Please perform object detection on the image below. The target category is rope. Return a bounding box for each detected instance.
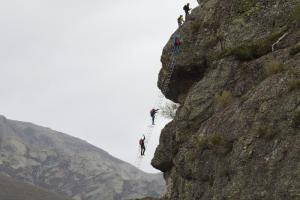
[272,31,289,52]
[134,48,178,169]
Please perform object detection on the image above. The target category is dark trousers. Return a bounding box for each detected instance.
[141,145,145,156]
[185,11,189,17]
[151,115,155,125]
[174,45,180,54]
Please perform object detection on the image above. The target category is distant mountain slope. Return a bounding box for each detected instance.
[0,174,72,200]
[0,115,164,200]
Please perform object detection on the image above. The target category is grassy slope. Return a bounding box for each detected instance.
[0,174,72,200]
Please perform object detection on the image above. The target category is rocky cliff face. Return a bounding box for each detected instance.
[152,0,300,199]
[0,115,165,200]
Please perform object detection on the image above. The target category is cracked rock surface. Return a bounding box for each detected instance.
[153,0,300,199]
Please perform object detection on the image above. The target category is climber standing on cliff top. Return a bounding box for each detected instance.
[183,3,191,19]
[139,135,146,156]
[150,108,159,125]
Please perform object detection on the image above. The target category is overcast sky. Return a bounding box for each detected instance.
[0,0,198,173]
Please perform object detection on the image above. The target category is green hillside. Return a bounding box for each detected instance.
[0,174,72,200]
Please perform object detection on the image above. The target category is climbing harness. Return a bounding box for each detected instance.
[134,44,178,169]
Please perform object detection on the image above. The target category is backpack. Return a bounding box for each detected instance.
[139,139,143,145]
[183,5,188,11]
[175,38,181,46]
[150,109,155,115]
[177,16,181,22]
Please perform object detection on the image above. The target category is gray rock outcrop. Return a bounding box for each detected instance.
[152,0,300,199]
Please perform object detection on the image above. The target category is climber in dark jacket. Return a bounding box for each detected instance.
[139,135,146,156]
[150,108,159,125]
[183,3,191,18]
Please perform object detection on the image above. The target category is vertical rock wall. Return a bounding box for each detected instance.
[153,0,300,199]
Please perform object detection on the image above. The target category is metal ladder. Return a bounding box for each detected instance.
[135,50,177,169]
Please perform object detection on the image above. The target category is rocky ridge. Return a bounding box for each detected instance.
[0,115,165,200]
[152,0,300,199]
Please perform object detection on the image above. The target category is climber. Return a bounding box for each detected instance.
[150,108,159,125]
[139,135,146,156]
[173,35,181,54]
[183,3,191,19]
[177,15,184,27]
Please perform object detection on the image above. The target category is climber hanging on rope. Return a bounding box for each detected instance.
[183,3,191,19]
[173,35,181,54]
[150,108,159,125]
[177,15,184,27]
[139,135,146,156]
